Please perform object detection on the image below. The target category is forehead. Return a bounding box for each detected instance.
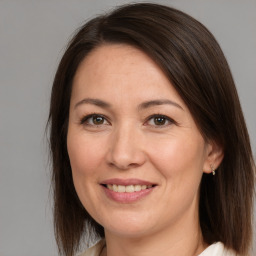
[71,44,185,109]
[74,43,164,83]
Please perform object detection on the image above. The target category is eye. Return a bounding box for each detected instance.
[80,114,110,126]
[146,114,174,127]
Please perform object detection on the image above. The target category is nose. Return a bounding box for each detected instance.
[106,124,146,170]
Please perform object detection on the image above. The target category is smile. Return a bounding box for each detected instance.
[106,184,153,193]
[101,179,156,203]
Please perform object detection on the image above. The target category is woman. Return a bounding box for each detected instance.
[48,3,255,256]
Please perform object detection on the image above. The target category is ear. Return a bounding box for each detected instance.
[203,140,224,174]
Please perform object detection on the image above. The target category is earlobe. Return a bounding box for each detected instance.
[203,141,224,175]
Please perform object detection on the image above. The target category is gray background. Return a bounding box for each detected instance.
[0,0,255,255]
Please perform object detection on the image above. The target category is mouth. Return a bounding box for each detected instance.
[102,184,155,193]
[100,179,157,202]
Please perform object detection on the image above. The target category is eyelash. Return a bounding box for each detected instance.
[145,114,176,127]
[80,113,109,126]
[80,113,176,128]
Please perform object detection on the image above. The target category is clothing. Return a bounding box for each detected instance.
[78,240,105,256]
[198,242,236,256]
[78,239,237,256]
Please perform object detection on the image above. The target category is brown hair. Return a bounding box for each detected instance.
[47,3,255,256]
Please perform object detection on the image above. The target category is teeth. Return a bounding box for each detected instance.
[134,185,141,191]
[141,185,147,190]
[118,185,126,192]
[113,184,118,192]
[106,184,153,193]
[125,185,134,193]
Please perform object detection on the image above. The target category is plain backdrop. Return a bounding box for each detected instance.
[0,0,255,255]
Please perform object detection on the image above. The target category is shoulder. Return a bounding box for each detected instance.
[78,240,106,256]
[199,242,237,256]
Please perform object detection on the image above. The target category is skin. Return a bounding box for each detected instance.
[67,44,223,256]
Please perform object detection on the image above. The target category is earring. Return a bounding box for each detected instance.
[210,164,215,175]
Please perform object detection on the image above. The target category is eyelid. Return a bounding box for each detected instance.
[144,114,177,127]
[79,113,177,127]
[80,113,110,125]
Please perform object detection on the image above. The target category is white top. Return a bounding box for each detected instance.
[78,240,236,256]
[198,242,236,256]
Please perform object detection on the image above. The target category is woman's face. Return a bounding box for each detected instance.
[67,44,213,238]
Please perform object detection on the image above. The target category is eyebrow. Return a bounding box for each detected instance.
[74,98,111,109]
[138,99,184,110]
[74,98,183,110]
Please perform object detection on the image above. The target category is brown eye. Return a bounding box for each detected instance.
[146,114,175,128]
[92,116,104,125]
[154,116,167,125]
[80,114,109,126]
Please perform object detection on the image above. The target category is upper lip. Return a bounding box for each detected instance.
[100,178,156,186]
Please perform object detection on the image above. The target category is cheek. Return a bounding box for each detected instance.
[148,133,206,179]
[67,132,106,176]
[67,132,105,214]
[150,136,205,212]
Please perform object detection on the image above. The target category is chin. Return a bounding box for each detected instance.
[105,225,151,239]
[100,213,158,238]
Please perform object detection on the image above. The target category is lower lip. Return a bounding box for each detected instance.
[102,186,154,203]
